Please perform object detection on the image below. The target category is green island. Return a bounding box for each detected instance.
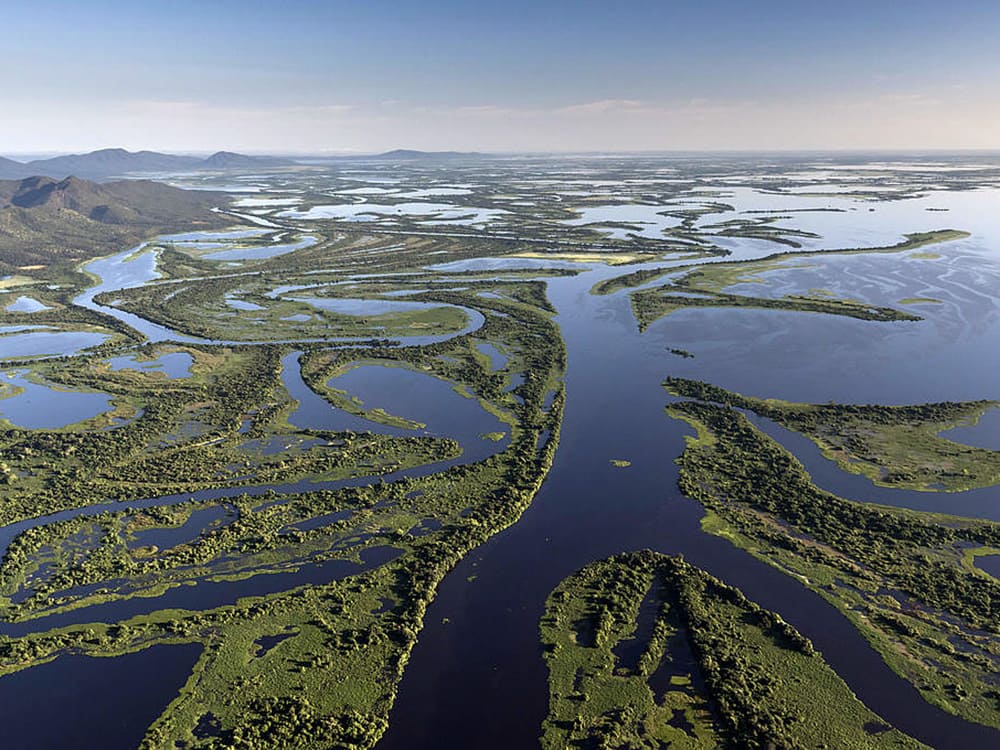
[541,551,924,749]
[665,386,1000,729]
[626,230,969,330]
[666,377,1000,492]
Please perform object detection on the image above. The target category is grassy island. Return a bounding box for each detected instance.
[665,387,1000,729]
[541,552,924,749]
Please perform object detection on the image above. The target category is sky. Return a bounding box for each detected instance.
[3,0,1000,154]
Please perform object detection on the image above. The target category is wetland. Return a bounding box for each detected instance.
[2,153,1000,749]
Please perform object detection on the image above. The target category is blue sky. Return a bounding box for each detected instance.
[4,0,1000,153]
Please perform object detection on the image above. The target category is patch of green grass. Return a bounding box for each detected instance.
[541,552,924,749]
[665,392,1000,729]
[666,377,1000,492]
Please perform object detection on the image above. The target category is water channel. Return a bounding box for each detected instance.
[380,261,1000,750]
[2,220,999,747]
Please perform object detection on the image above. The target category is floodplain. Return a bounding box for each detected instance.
[1,154,1000,749]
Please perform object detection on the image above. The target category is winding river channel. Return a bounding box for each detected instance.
[380,261,1000,750]
[2,221,1000,748]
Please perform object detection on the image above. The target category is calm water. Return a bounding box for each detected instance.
[976,555,1000,580]
[202,234,317,261]
[0,329,109,359]
[0,547,402,639]
[941,408,1000,451]
[107,351,193,378]
[380,261,1000,750]
[4,182,1000,747]
[751,414,1000,521]
[0,370,113,428]
[4,296,51,313]
[0,643,202,750]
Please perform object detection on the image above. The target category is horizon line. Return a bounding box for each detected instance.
[5,147,1000,161]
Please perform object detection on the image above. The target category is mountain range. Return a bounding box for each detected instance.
[0,175,230,270]
[360,149,484,160]
[0,148,495,180]
[0,149,298,180]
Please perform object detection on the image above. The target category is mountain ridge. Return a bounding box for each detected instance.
[0,174,232,271]
[0,149,298,180]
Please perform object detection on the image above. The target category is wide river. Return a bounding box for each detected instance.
[3,213,1000,748]
[380,257,1000,749]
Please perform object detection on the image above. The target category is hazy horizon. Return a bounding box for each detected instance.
[6,147,1000,163]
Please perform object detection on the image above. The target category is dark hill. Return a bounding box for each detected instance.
[201,151,298,169]
[23,149,203,178]
[0,175,231,271]
[0,149,301,180]
[0,156,33,180]
[368,149,484,160]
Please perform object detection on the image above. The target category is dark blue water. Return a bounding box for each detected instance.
[288,351,508,465]
[129,505,231,550]
[380,264,1000,750]
[328,364,508,462]
[475,342,507,370]
[976,555,1000,580]
[0,643,202,750]
[941,408,1000,451]
[0,370,112,428]
[107,351,193,378]
[0,546,401,639]
[748,414,1000,521]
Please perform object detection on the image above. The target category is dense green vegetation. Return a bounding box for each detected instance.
[541,551,922,749]
[666,387,1000,729]
[667,377,1000,492]
[1,154,996,748]
[0,229,568,747]
[0,176,230,275]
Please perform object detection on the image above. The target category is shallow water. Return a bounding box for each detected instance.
[107,351,193,379]
[202,235,317,261]
[976,555,1000,581]
[476,341,506,370]
[128,505,231,551]
[4,295,51,313]
[941,408,1000,451]
[561,203,687,240]
[0,329,109,359]
[0,546,402,639]
[0,370,113,428]
[381,260,1000,750]
[750,414,1000,521]
[280,201,507,227]
[328,364,507,462]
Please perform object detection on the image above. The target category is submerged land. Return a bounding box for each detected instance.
[0,151,999,748]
